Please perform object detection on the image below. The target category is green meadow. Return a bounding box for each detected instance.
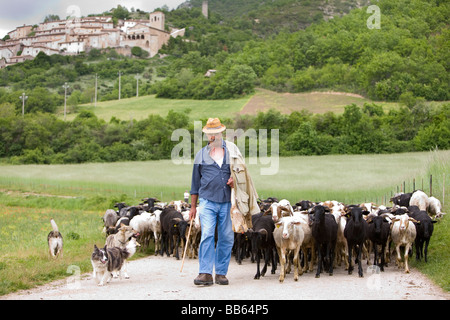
[61,94,251,122]
[0,150,448,295]
[1,151,447,204]
[58,89,410,122]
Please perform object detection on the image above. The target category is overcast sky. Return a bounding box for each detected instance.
[0,0,187,38]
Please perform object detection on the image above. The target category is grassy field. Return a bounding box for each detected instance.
[60,94,251,122]
[240,88,399,115]
[58,89,407,122]
[0,150,448,295]
[0,151,446,204]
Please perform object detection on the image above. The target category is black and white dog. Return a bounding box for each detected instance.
[91,238,140,286]
[47,219,63,258]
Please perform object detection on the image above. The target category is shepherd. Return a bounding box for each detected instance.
[189,118,259,286]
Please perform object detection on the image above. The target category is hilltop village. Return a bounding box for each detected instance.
[0,11,186,69]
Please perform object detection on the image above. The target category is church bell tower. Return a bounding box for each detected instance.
[202,1,208,19]
[149,11,165,30]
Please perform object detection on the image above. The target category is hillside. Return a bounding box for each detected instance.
[241,88,376,115]
[0,0,449,167]
[156,0,449,102]
[187,0,371,35]
[60,89,389,121]
[1,0,448,114]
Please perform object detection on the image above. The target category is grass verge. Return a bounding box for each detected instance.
[0,150,448,295]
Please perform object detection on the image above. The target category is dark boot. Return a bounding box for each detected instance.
[215,274,229,285]
[194,273,213,286]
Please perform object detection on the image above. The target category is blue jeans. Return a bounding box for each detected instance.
[198,198,234,275]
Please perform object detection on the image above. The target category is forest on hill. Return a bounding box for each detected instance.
[0,0,449,164]
[188,0,372,35]
[157,0,449,101]
[0,0,448,107]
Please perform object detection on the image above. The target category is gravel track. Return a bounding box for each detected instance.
[2,254,449,301]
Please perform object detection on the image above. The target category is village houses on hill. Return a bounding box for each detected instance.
[0,11,185,69]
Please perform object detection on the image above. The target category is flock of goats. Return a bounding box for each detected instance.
[101,189,446,283]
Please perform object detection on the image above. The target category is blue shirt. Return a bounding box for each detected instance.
[190,140,231,203]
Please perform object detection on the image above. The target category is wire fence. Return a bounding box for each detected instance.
[372,173,447,207]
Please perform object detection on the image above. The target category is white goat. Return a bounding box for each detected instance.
[273,216,305,282]
[391,213,418,273]
[360,202,379,215]
[293,211,315,273]
[427,196,446,219]
[130,211,152,249]
[270,199,294,223]
[149,209,162,255]
[410,190,428,211]
[330,205,349,270]
[169,200,188,212]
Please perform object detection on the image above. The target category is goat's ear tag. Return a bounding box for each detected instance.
[174,224,177,227]
[276,224,280,228]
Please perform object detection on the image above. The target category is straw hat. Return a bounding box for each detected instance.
[202,118,226,134]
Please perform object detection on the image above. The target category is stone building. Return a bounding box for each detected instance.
[0,11,177,68]
[120,12,170,57]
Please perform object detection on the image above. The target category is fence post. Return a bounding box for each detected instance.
[443,173,445,206]
[430,175,433,197]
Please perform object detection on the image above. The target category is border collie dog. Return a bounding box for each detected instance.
[91,238,140,286]
[47,219,63,259]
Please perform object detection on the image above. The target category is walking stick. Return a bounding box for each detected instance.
[180,218,193,272]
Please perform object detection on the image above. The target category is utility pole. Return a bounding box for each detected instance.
[62,82,69,121]
[19,92,28,117]
[118,71,122,100]
[94,73,98,107]
[136,73,139,98]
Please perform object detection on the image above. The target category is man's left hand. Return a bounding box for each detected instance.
[227,177,234,188]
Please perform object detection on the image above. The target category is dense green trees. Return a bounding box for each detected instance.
[1,0,447,103]
[0,0,448,164]
[153,0,448,101]
[0,50,155,113]
[0,101,448,164]
[151,59,257,99]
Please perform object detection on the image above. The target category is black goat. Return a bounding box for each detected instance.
[367,215,390,271]
[311,205,338,278]
[344,207,368,277]
[295,200,314,211]
[112,206,141,233]
[141,197,161,212]
[247,213,276,279]
[234,232,250,265]
[160,207,188,260]
[408,207,436,262]
[390,192,413,207]
[114,202,129,217]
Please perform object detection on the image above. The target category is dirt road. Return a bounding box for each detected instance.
[2,254,449,301]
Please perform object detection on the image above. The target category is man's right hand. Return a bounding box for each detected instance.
[189,206,197,220]
[189,194,198,220]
